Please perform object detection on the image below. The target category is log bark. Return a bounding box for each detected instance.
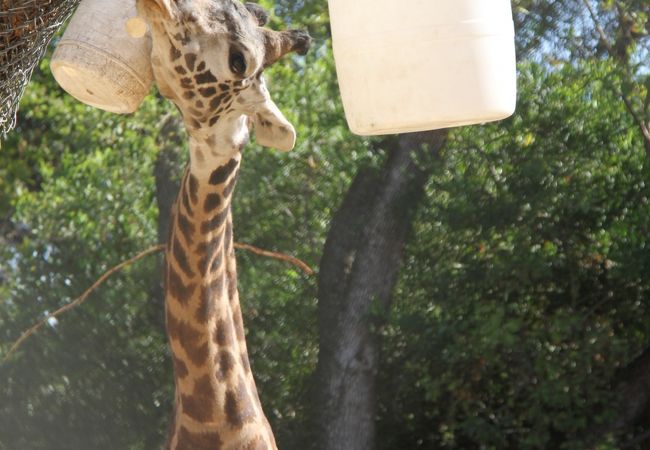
[307,130,448,450]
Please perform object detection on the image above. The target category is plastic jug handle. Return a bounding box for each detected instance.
[125,17,148,39]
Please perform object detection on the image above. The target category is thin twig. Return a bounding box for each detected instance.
[1,244,165,364]
[234,242,315,275]
[1,241,313,364]
[580,0,650,154]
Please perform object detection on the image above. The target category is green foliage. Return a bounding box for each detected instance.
[379,60,650,449]
[1,1,649,449]
[0,56,175,449]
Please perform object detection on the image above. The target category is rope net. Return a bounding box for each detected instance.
[1,0,80,136]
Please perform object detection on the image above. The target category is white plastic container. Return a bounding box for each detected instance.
[51,0,153,114]
[327,0,517,135]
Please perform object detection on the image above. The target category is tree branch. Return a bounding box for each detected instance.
[1,244,165,364]
[234,242,314,275]
[580,0,650,156]
[1,241,313,364]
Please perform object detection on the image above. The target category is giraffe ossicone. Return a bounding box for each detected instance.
[135,1,310,448]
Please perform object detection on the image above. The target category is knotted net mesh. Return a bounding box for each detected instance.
[1,0,80,136]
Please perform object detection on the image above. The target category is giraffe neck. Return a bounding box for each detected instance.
[164,152,276,450]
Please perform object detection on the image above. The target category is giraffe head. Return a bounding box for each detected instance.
[136,0,311,156]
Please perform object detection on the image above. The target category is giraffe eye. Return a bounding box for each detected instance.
[229,50,247,76]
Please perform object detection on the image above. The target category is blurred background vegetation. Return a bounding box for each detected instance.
[1,0,649,449]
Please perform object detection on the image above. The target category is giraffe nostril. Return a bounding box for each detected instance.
[229,49,247,77]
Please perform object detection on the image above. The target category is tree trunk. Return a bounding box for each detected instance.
[598,347,650,447]
[150,114,186,449]
[307,130,448,450]
[612,347,650,432]
[154,114,185,245]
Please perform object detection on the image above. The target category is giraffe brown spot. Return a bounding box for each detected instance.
[173,236,195,278]
[173,356,189,379]
[169,42,182,61]
[195,70,218,85]
[195,100,204,109]
[172,32,191,45]
[182,190,194,217]
[218,83,230,91]
[183,90,196,100]
[209,115,221,127]
[196,61,206,72]
[190,118,202,130]
[224,377,257,428]
[180,77,193,89]
[168,265,196,304]
[199,86,217,97]
[209,158,238,185]
[184,53,197,72]
[215,350,235,381]
[166,312,201,346]
[195,234,223,258]
[222,171,239,198]
[210,251,223,274]
[181,375,216,422]
[188,174,199,204]
[185,340,210,367]
[175,65,187,75]
[197,256,209,276]
[177,212,195,246]
[195,273,224,323]
[203,193,222,213]
[188,107,203,118]
[201,208,229,234]
[214,318,233,347]
[209,93,228,111]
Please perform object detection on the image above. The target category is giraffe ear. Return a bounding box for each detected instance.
[252,99,296,152]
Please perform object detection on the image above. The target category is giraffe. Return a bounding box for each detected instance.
[134,1,311,448]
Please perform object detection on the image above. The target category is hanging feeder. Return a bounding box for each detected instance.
[327,0,517,135]
[48,0,517,136]
[50,0,152,114]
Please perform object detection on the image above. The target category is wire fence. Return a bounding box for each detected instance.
[1,0,80,136]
